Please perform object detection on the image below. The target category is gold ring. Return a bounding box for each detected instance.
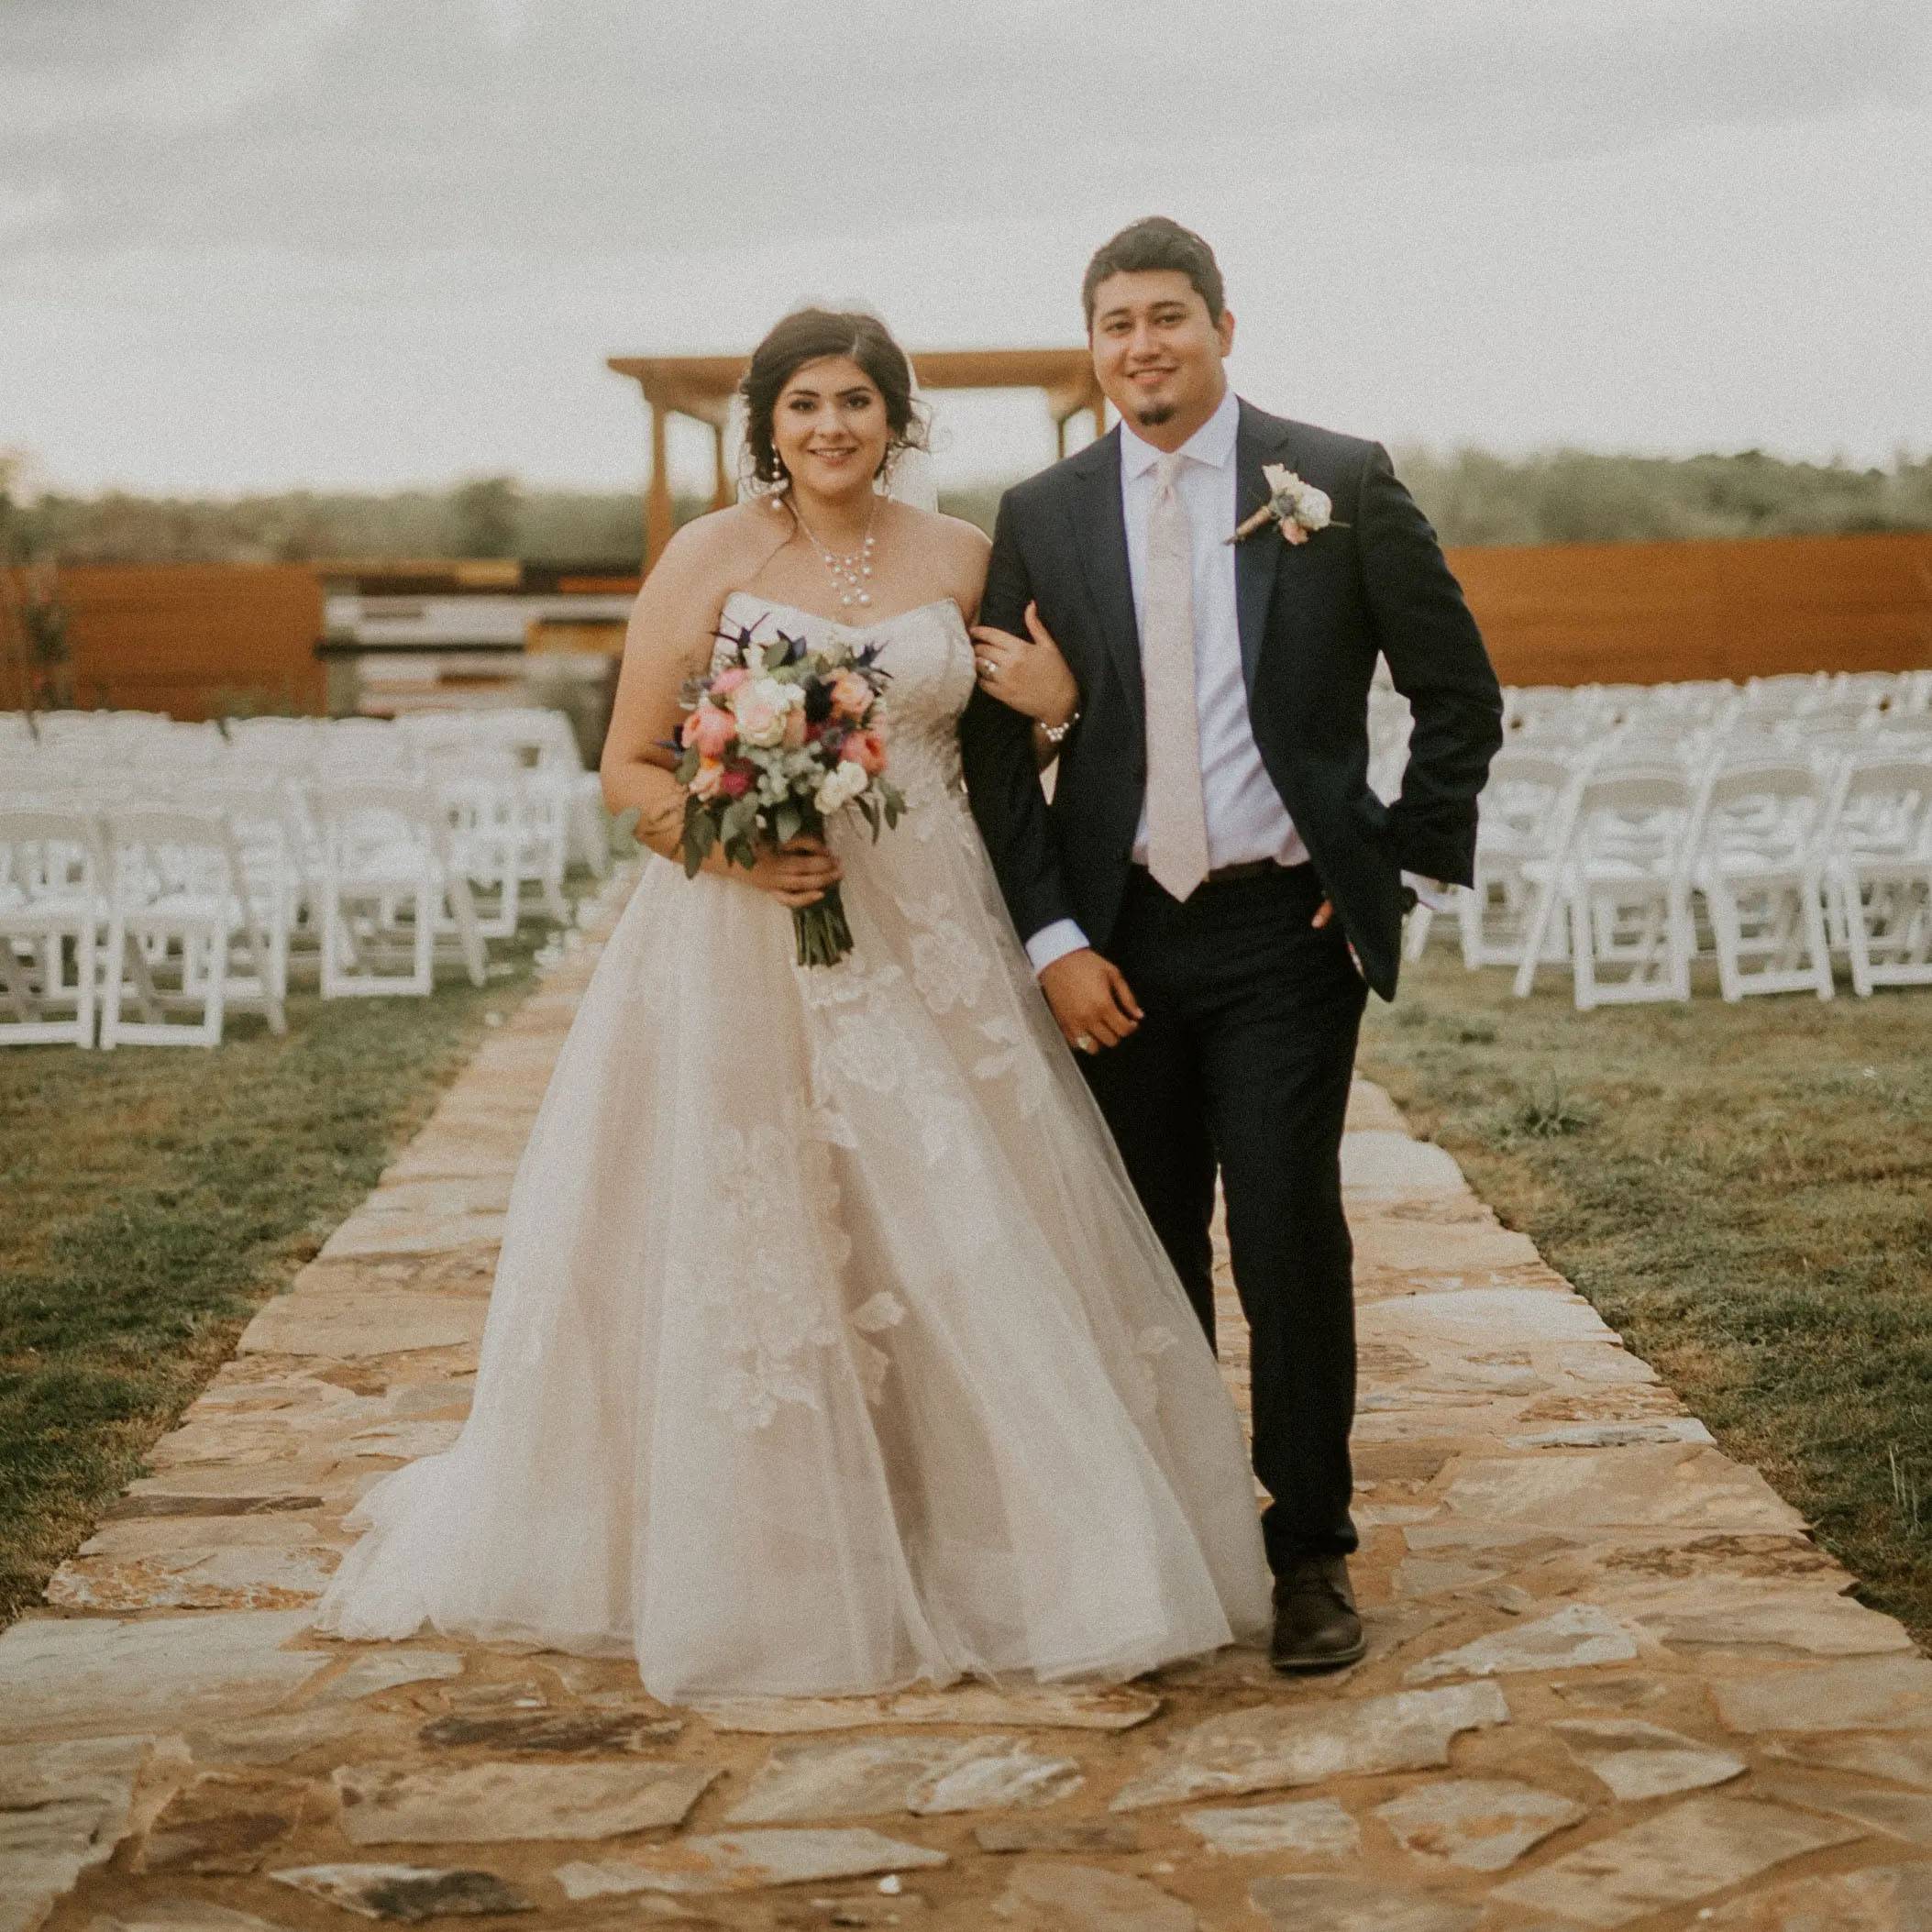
[1074,1033,1097,1054]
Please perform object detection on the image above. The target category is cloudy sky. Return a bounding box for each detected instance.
[3,0,1926,498]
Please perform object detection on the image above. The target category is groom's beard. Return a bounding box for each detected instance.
[1133,402,1177,427]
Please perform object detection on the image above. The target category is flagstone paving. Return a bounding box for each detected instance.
[6,864,1930,1930]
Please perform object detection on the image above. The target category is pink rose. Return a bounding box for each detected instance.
[828,670,872,720]
[688,759,725,800]
[719,766,753,798]
[683,705,736,759]
[841,728,888,777]
[711,667,750,697]
[733,693,782,746]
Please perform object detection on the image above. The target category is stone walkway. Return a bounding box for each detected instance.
[6,869,1931,1932]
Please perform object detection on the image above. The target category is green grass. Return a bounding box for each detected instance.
[0,913,578,1626]
[1361,947,1932,1647]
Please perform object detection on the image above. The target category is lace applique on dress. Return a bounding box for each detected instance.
[794,910,971,1164]
[701,1121,844,1430]
[896,890,992,1015]
[971,1014,1051,1118]
[698,1119,907,1430]
[1129,1325,1182,1421]
[849,1290,908,1403]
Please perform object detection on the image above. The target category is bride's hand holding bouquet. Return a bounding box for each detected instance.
[671,615,906,966]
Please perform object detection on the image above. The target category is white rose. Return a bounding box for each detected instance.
[731,676,801,748]
[814,761,868,815]
[1294,484,1332,531]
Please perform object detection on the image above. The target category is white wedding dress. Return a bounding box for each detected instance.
[315,591,1271,1701]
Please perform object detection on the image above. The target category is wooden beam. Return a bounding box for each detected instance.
[610,347,1102,541]
[645,403,672,574]
[609,348,1095,413]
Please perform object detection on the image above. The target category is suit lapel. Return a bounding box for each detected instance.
[1066,430,1144,723]
[1234,401,1291,694]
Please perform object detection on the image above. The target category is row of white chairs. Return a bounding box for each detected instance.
[1422,740,1932,1006]
[3,708,615,1048]
[1504,668,1929,736]
[4,708,613,883]
[0,788,498,1048]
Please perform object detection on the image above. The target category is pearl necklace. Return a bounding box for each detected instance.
[789,496,878,610]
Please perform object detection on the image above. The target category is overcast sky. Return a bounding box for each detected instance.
[3,0,1927,498]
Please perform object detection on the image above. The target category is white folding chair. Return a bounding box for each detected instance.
[1463,748,1582,973]
[1506,686,1601,748]
[317,717,421,783]
[0,807,106,1046]
[1518,764,1698,1008]
[1739,672,1830,723]
[429,748,527,940]
[99,807,287,1047]
[1820,756,1932,996]
[200,778,304,1010]
[313,779,487,997]
[480,706,612,882]
[122,720,226,773]
[1692,758,1834,1001]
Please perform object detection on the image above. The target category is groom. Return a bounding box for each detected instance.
[961,217,1503,1670]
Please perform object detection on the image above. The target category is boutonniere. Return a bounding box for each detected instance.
[1227,463,1347,546]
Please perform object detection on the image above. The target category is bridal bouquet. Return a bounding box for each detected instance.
[673,616,905,966]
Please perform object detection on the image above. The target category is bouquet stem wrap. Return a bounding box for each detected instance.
[794,886,856,968]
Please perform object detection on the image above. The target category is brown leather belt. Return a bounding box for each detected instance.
[1131,858,1307,888]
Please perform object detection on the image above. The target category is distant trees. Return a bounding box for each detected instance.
[4,450,1928,565]
[1394,447,1932,547]
[450,475,521,558]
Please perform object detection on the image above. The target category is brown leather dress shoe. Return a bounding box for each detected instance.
[1270,1555,1365,1672]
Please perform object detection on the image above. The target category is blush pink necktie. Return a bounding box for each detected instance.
[1143,452,1210,900]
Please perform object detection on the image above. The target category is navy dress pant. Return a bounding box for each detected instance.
[1078,860,1368,1573]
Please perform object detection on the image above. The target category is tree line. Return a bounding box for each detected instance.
[6,449,1930,567]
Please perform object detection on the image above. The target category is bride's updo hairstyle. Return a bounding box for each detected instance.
[740,308,929,489]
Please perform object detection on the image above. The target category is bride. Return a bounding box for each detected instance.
[314,308,1271,1701]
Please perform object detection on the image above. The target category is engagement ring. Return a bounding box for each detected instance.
[977,658,998,679]
[1075,1033,1097,1054]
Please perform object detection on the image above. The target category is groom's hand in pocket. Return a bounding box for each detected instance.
[1312,897,1369,982]
[1039,948,1143,1052]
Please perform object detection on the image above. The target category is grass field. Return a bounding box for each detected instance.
[1360,945,1932,1647]
[0,909,585,1627]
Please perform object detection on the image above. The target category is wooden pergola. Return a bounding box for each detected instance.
[607,348,1107,569]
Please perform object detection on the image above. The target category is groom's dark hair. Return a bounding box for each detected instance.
[1082,217,1225,328]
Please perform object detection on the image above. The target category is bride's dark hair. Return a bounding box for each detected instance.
[740,309,929,488]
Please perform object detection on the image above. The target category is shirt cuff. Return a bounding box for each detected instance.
[1024,919,1090,975]
[1402,871,1457,914]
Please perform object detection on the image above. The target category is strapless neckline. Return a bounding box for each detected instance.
[722,591,966,640]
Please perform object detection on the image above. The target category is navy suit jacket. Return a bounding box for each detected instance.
[958,398,1504,999]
